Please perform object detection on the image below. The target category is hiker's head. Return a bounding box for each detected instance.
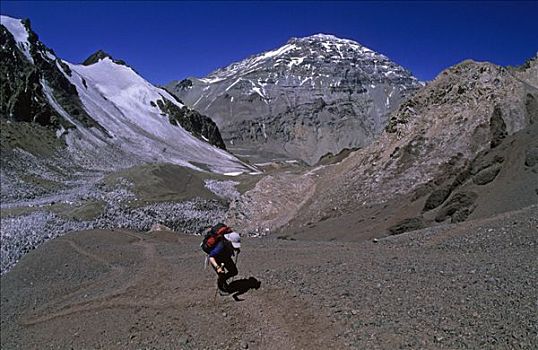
[224,231,241,249]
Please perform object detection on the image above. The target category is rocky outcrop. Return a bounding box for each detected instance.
[227,57,538,236]
[0,24,63,126]
[0,17,102,131]
[155,97,226,150]
[82,49,128,67]
[388,217,424,235]
[226,172,316,235]
[168,34,421,164]
[316,58,536,227]
[509,55,538,88]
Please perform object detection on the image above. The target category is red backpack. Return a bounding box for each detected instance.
[201,223,232,254]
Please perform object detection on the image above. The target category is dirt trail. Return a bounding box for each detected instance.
[2,205,537,349]
[2,229,345,349]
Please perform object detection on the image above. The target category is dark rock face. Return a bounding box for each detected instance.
[82,49,128,67]
[525,147,538,167]
[168,34,421,164]
[490,106,507,148]
[0,25,58,125]
[435,192,478,223]
[423,187,452,212]
[388,217,424,235]
[473,165,501,185]
[422,150,506,212]
[0,18,102,131]
[525,93,538,124]
[155,98,226,149]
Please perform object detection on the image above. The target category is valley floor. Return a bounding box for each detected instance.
[1,205,537,349]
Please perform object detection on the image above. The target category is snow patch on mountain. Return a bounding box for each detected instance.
[254,43,298,63]
[0,15,33,63]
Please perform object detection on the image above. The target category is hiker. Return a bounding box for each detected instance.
[201,224,241,293]
[209,231,241,293]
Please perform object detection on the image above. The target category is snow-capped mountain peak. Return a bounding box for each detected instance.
[195,33,416,89]
[303,33,341,40]
[168,34,422,165]
[290,33,365,46]
[288,33,377,55]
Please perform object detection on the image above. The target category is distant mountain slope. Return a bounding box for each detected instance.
[167,34,421,164]
[227,56,538,238]
[0,15,252,176]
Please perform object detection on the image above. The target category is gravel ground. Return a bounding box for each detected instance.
[1,205,536,349]
[259,205,538,349]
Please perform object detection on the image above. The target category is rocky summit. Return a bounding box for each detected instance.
[167,34,422,164]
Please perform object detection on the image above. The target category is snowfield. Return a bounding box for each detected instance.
[62,57,252,174]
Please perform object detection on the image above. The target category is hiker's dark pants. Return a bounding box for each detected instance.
[216,256,238,291]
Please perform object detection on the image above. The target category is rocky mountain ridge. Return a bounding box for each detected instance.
[0,15,251,175]
[226,56,538,237]
[0,16,98,130]
[167,34,422,164]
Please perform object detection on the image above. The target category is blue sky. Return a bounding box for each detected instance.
[2,1,537,84]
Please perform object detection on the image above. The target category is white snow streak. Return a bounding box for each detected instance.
[254,43,297,63]
[1,15,33,63]
[252,86,265,98]
[288,56,306,68]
